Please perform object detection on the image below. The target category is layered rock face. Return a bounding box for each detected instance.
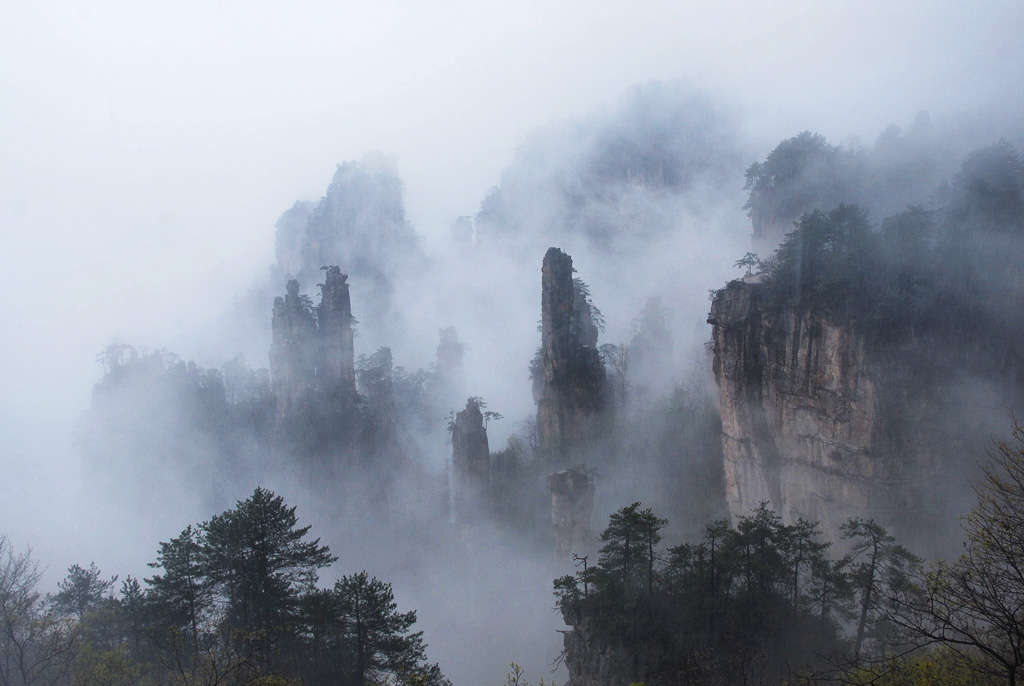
[317,266,356,390]
[708,279,934,540]
[534,248,608,464]
[269,268,356,418]
[269,280,319,416]
[271,154,423,346]
[561,628,638,686]
[451,397,490,520]
[357,347,395,441]
[547,469,595,557]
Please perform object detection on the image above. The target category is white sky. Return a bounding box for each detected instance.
[0,0,1022,571]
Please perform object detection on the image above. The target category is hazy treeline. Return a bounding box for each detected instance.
[0,489,448,686]
[753,139,1024,357]
[555,418,1024,685]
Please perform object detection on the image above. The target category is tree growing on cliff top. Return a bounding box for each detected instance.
[734,252,760,277]
[595,503,668,599]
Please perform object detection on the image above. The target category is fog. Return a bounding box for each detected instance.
[2,1,1024,684]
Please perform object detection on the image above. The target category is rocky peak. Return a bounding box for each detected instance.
[451,397,490,520]
[270,268,356,418]
[534,248,608,465]
[270,280,317,415]
[317,266,355,390]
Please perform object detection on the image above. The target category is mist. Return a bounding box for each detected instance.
[2,2,1024,685]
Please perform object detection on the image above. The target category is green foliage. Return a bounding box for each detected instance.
[751,140,1024,378]
[840,518,919,661]
[949,139,1024,229]
[733,252,760,276]
[200,488,337,641]
[7,490,447,686]
[146,525,212,651]
[594,503,667,599]
[884,419,1024,685]
[52,562,118,621]
[329,571,440,686]
[843,651,990,686]
[744,131,854,228]
[571,278,604,336]
[500,662,554,686]
[557,503,888,684]
[760,204,875,316]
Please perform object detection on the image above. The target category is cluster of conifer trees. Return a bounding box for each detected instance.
[555,419,1024,685]
[748,139,1024,366]
[0,489,448,686]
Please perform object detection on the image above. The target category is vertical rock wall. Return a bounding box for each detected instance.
[535,247,608,464]
[269,267,357,419]
[357,347,395,443]
[547,469,595,557]
[269,280,318,416]
[432,326,465,410]
[708,278,934,541]
[451,397,490,520]
[317,266,355,391]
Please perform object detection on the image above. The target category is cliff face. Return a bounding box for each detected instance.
[270,269,357,418]
[534,248,608,464]
[317,266,355,390]
[561,625,634,686]
[708,279,933,539]
[269,280,319,416]
[451,397,490,520]
[547,469,595,557]
[353,346,396,455]
[271,154,423,347]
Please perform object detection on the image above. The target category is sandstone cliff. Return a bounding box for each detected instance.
[270,268,357,419]
[708,278,938,541]
[451,397,490,520]
[269,279,319,416]
[547,468,595,557]
[534,248,608,465]
[560,624,634,686]
[431,326,465,411]
[317,266,356,390]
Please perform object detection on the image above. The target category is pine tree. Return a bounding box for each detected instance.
[146,524,212,651]
[201,488,336,653]
[595,502,668,598]
[331,571,445,686]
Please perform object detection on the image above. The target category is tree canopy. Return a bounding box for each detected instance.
[0,489,450,686]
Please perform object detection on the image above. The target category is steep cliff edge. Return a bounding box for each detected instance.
[451,397,490,520]
[708,278,935,540]
[721,139,1024,545]
[533,247,609,465]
